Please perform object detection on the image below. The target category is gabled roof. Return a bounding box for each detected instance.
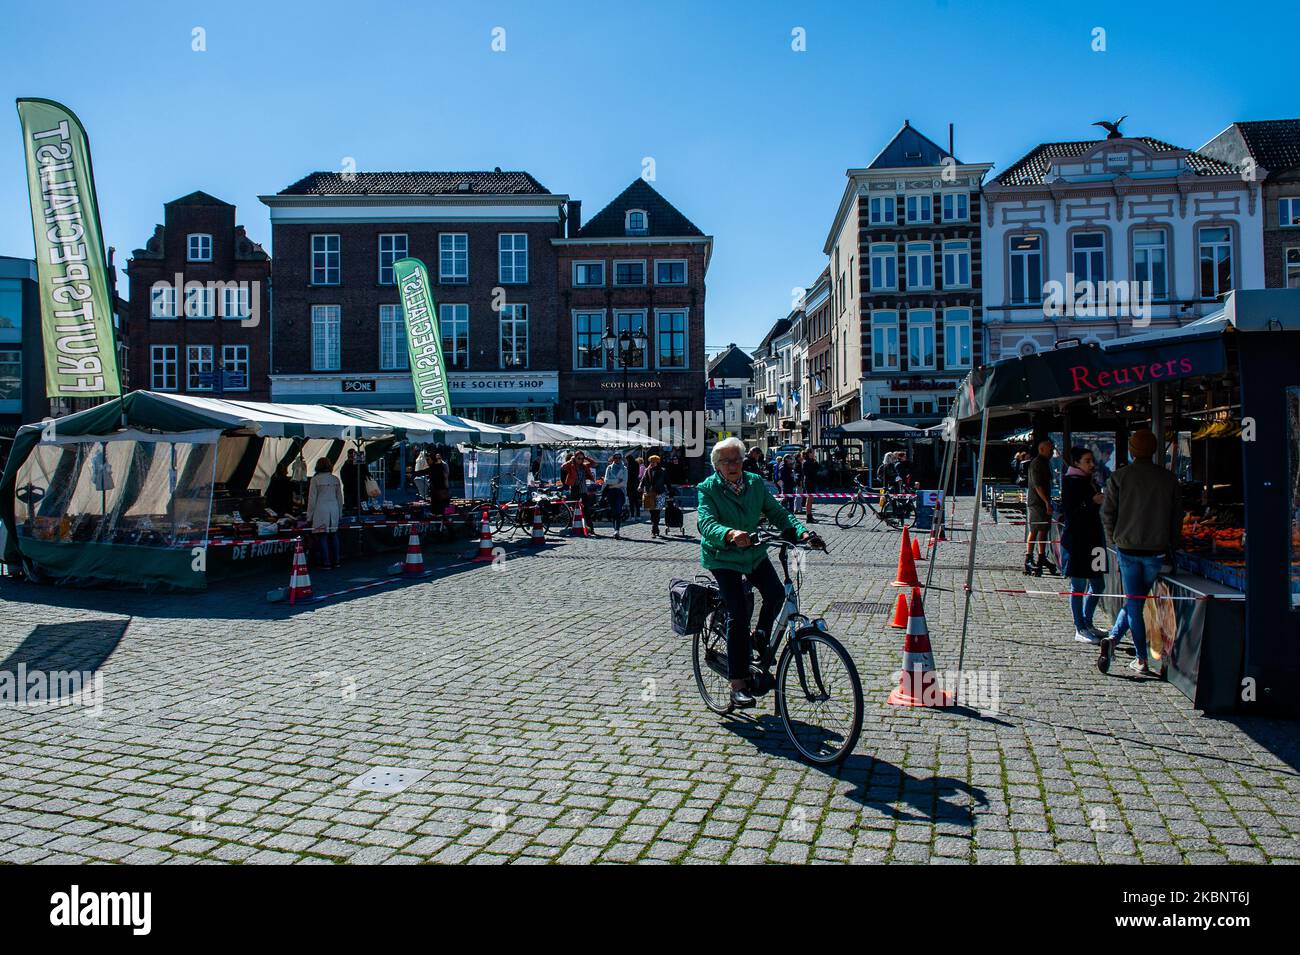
[277,170,551,196]
[996,137,1236,185]
[166,190,232,207]
[576,178,704,238]
[867,120,955,169]
[755,317,792,355]
[707,344,754,379]
[1210,119,1300,173]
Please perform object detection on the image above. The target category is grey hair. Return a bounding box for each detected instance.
[711,436,747,470]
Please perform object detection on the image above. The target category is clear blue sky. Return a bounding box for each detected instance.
[1,0,1292,352]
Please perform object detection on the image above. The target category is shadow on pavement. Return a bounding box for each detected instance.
[0,619,129,691]
[721,712,989,823]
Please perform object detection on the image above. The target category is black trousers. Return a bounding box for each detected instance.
[712,557,786,680]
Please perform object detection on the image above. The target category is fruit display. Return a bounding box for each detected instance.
[1181,511,1244,555]
[1190,416,1242,440]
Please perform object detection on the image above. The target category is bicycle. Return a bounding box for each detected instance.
[834,479,914,530]
[690,532,864,765]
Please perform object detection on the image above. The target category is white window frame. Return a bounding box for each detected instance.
[905,242,934,290]
[499,303,529,368]
[150,345,177,391]
[943,307,972,370]
[907,310,936,371]
[1009,234,1043,305]
[221,284,251,320]
[311,304,341,371]
[1280,197,1300,227]
[1132,228,1169,301]
[573,260,605,288]
[378,233,408,286]
[869,243,897,292]
[942,240,971,289]
[150,283,177,319]
[869,195,896,225]
[1287,247,1300,289]
[655,259,687,286]
[498,233,528,284]
[312,234,340,286]
[221,345,250,392]
[573,310,607,371]
[1198,226,1234,299]
[880,396,909,417]
[654,309,688,370]
[379,304,408,371]
[625,209,649,235]
[905,194,933,224]
[440,303,470,369]
[941,192,969,223]
[614,310,649,370]
[1071,231,1107,284]
[187,233,212,262]
[613,259,647,287]
[184,284,215,319]
[187,344,215,391]
[439,233,468,283]
[870,310,899,372]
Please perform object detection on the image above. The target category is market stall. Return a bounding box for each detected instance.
[0,391,517,590]
[945,289,1300,716]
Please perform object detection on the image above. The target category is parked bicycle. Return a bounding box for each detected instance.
[834,477,915,530]
[681,531,863,765]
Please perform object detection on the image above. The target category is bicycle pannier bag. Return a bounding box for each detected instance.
[669,576,717,636]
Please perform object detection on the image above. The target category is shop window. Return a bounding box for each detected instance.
[1009,234,1043,305]
[1198,227,1233,298]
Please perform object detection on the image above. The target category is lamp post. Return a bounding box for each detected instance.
[603,325,648,412]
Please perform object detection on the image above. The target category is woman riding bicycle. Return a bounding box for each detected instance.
[697,437,823,709]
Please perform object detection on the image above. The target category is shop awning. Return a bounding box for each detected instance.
[322,407,523,444]
[504,421,662,447]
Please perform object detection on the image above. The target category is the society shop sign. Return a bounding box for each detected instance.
[449,371,558,403]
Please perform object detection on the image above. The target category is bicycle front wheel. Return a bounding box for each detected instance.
[776,629,863,765]
[835,500,865,529]
[692,608,734,715]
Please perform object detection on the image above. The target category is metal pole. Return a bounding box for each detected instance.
[922,423,958,596]
[954,407,991,706]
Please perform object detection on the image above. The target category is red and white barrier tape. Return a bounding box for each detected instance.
[971,586,1244,602]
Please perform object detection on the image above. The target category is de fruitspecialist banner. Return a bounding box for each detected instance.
[393,257,452,414]
[16,97,121,399]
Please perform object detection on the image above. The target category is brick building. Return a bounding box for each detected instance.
[801,266,832,445]
[1199,119,1300,289]
[824,122,991,427]
[259,170,566,422]
[126,192,271,400]
[552,179,711,430]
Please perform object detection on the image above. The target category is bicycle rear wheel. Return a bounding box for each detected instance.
[835,500,865,529]
[692,607,734,714]
[776,629,863,765]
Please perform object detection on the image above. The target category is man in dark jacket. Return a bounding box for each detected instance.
[340,449,361,514]
[1097,429,1180,676]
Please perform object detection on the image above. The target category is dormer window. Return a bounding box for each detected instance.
[625,209,648,235]
[187,233,212,262]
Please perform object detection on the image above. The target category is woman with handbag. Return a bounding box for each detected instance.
[640,454,670,538]
[306,457,344,569]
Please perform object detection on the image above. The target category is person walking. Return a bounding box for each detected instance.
[1024,437,1058,576]
[604,452,628,539]
[640,454,670,538]
[340,449,363,515]
[801,448,819,523]
[306,457,344,569]
[624,453,641,519]
[1098,429,1181,676]
[743,447,764,476]
[777,453,797,513]
[1060,447,1108,644]
[427,451,450,515]
[697,437,823,708]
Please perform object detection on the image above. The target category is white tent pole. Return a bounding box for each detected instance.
[954,407,990,707]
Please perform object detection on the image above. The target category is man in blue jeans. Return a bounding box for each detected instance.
[1098,429,1181,675]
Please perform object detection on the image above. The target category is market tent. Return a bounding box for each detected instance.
[506,421,659,447]
[322,407,523,444]
[826,416,921,437]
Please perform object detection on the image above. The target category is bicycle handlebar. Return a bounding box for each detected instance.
[752,530,828,554]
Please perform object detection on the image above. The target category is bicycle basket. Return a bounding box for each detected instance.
[669,576,718,636]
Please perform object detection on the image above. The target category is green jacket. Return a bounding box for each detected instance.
[696,470,805,573]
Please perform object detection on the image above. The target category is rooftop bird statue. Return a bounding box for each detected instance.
[1093,116,1127,139]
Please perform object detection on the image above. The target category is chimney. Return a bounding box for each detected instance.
[949,123,954,157]
[566,199,582,237]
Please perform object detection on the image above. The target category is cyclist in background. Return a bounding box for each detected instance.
[697,437,822,709]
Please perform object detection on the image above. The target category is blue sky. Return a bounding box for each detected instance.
[1,0,1292,352]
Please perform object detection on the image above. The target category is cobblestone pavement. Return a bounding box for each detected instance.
[2,499,1299,865]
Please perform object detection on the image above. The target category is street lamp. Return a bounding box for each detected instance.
[603,325,648,411]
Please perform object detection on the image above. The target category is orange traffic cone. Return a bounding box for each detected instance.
[570,500,588,537]
[887,589,952,707]
[288,539,313,604]
[402,531,424,576]
[472,509,495,562]
[889,589,911,629]
[529,507,545,546]
[911,535,922,560]
[892,526,921,587]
